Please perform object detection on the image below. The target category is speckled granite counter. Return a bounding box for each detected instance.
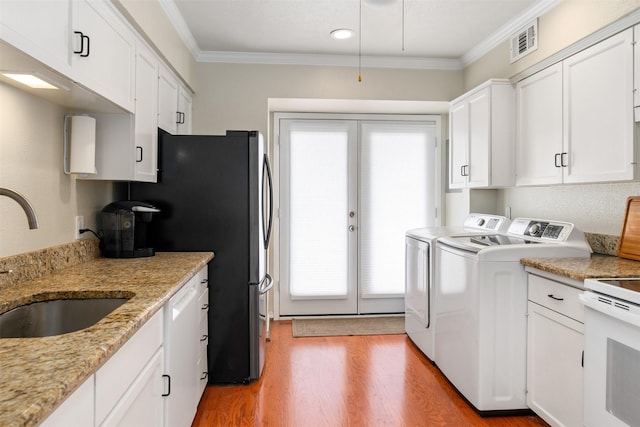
[521,254,640,282]
[0,251,213,427]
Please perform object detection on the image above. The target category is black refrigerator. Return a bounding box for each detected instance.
[129,129,273,384]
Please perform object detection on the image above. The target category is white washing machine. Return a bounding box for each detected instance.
[404,213,510,361]
[435,218,592,413]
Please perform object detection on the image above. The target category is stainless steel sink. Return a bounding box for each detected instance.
[0,296,130,338]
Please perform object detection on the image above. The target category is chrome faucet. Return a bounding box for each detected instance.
[0,188,39,229]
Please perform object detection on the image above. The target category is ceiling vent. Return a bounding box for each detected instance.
[510,19,538,63]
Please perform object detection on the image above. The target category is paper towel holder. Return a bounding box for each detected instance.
[63,115,97,175]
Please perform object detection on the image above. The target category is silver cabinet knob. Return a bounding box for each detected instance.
[349,225,355,232]
[349,211,355,218]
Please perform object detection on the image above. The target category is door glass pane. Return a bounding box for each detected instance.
[288,125,349,298]
[360,122,436,298]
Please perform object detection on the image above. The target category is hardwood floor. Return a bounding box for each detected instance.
[192,321,548,426]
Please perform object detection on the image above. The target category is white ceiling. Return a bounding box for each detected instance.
[161,0,560,69]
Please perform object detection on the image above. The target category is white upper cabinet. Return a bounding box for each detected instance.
[0,0,136,112]
[563,28,634,183]
[158,63,179,134]
[133,41,159,182]
[0,0,73,76]
[448,80,515,189]
[516,28,635,186]
[177,84,193,134]
[159,63,193,135]
[516,63,564,186]
[71,0,136,112]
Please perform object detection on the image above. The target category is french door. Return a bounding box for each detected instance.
[278,115,438,316]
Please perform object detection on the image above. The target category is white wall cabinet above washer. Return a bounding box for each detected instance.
[516,28,635,186]
[448,79,515,189]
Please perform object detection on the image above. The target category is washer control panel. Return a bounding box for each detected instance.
[508,218,575,242]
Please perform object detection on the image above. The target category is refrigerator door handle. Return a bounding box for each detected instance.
[258,273,273,294]
[262,153,274,250]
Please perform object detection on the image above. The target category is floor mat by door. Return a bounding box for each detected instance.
[292,316,405,337]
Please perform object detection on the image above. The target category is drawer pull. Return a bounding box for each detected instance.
[202,303,209,310]
[200,334,208,342]
[201,372,209,380]
[547,294,564,301]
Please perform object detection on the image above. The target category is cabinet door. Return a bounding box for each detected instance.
[39,375,94,427]
[516,63,563,186]
[563,28,634,184]
[158,64,179,134]
[527,301,584,427]
[71,0,135,112]
[177,84,193,134]
[101,348,164,427]
[0,0,73,76]
[448,100,468,189]
[466,88,490,188]
[133,42,159,183]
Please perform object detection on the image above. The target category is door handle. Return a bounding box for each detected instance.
[547,294,564,301]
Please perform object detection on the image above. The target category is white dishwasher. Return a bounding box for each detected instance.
[164,277,199,427]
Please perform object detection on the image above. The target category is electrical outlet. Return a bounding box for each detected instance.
[75,216,84,239]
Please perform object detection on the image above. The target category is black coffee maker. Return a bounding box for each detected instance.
[99,201,160,258]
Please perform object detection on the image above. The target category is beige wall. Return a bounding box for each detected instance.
[113,0,197,90]
[192,63,462,136]
[464,0,640,90]
[0,83,114,257]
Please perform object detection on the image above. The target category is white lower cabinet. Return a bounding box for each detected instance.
[40,266,209,427]
[100,348,164,427]
[40,374,94,427]
[526,271,584,427]
[96,310,164,426]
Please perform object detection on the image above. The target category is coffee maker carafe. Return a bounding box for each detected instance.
[99,201,160,258]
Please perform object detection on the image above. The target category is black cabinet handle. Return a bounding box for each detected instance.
[547,294,564,301]
[200,372,209,381]
[201,303,209,310]
[561,152,568,167]
[73,31,90,57]
[176,112,185,124]
[136,146,143,162]
[200,334,208,342]
[162,374,171,396]
[554,153,562,168]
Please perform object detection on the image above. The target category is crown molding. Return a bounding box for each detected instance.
[160,0,561,71]
[158,0,201,57]
[461,0,562,67]
[197,51,462,70]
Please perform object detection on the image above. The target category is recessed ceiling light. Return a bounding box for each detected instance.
[1,72,62,89]
[330,28,354,40]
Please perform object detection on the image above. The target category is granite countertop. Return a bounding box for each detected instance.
[521,254,640,281]
[0,251,213,427]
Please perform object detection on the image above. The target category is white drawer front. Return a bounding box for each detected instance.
[95,310,163,425]
[528,274,584,322]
